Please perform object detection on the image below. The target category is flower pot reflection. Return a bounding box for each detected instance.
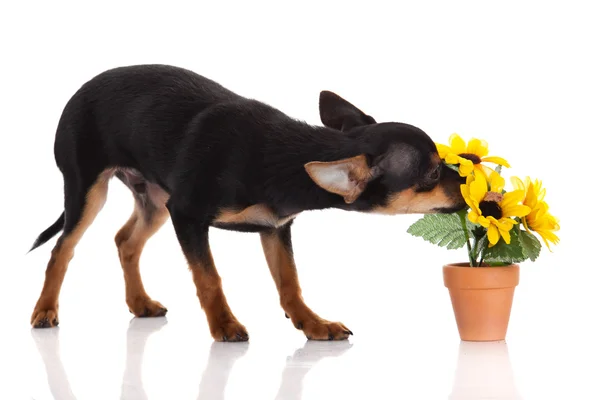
[449,341,521,400]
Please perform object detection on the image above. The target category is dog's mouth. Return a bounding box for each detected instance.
[434,204,468,214]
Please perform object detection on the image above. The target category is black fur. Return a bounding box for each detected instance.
[30,212,64,252]
[30,64,464,252]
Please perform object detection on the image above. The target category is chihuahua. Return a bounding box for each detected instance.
[29,64,465,341]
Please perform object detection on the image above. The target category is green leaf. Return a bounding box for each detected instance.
[444,162,460,173]
[407,213,470,250]
[495,165,503,175]
[483,228,527,264]
[518,229,542,262]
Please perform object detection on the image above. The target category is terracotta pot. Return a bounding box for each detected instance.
[443,263,519,342]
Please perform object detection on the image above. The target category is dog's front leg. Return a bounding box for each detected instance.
[260,222,352,340]
[169,206,248,342]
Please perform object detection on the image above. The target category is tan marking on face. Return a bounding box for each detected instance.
[214,204,297,228]
[373,184,456,215]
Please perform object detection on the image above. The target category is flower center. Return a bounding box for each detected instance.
[480,192,503,219]
[458,153,482,164]
[483,192,503,202]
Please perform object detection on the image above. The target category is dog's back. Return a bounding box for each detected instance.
[54,65,241,178]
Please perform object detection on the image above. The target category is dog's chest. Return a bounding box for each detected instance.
[212,204,297,232]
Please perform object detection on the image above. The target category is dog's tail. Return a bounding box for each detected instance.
[29,212,65,253]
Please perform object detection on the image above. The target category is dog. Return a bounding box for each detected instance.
[29,64,465,341]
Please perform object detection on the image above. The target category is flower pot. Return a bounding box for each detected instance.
[443,263,519,341]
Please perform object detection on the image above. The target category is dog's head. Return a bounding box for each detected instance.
[304,90,466,214]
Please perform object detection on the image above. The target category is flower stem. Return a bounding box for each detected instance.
[478,238,489,267]
[459,211,475,267]
[472,237,480,266]
[478,249,487,267]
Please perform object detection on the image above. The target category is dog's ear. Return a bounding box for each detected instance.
[305,154,379,203]
[319,91,376,131]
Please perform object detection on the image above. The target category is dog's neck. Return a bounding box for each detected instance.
[265,122,369,215]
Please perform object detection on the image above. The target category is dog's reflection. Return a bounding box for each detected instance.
[31,317,168,400]
[120,317,168,399]
[32,321,353,400]
[449,340,522,400]
[196,341,249,399]
[274,340,353,400]
[31,327,77,400]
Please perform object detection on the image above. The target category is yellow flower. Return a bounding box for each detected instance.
[511,177,560,249]
[436,133,510,177]
[461,170,531,246]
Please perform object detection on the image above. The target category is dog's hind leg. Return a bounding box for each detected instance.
[31,172,110,328]
[114,174,169,318]
[260,222,352,341]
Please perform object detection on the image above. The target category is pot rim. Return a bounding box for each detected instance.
[443,263,520,289]
[444,262,520,268]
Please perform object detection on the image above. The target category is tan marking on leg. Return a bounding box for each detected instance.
[260,230,351,340]
[31,176,109,328]
[185,250,248,342]
[115,202,169,317]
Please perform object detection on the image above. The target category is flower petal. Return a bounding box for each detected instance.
[477,164,496,179]
[487,224,500,246]
[497,218,518,230]
[445,153,460,164]
[499,227,511,244]
[470,170,488,203]
[489,171,505,193]
[502,204,531,218]
[458,160,474,177]
[510,176,525,192]
[539,230,560,248]
[482,156,511,168]
[468,210,480,224]
[467,138,489,157]
[449,133,467,153]
[477,215,491,228]
[460,185,476,209]
[501,190,525,208]
[436,143,451,158]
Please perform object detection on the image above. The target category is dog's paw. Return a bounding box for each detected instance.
[211,320,249,342]
[128,297,168,318]
[31,306,59,328]
[285,302,353,340]
[296,319,353,341]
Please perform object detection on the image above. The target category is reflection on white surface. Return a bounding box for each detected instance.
[31,327,77,400]
[274,340,353,400]
[450,341,521,400]
[29,318,354,399]
[120,317,168,400]
[32,318,170,400]
[197,341,249,399]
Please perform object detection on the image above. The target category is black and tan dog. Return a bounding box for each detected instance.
[29,64,465,341]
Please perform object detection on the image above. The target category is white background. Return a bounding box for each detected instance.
[0,1,597,399]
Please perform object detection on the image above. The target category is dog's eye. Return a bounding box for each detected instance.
[429,165,441,181]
